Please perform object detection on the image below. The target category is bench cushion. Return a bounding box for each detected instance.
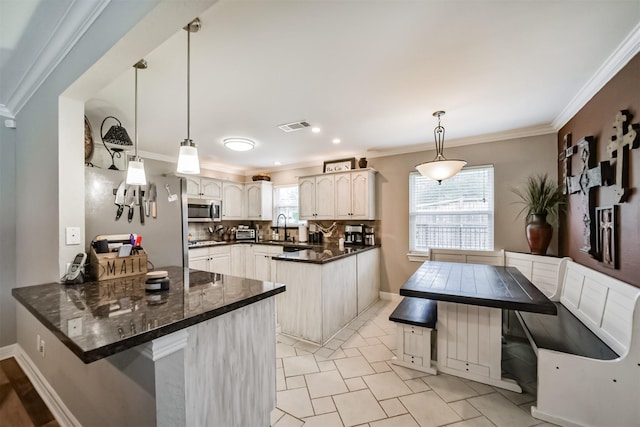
[389,297,437,329]
[518,302,618,360]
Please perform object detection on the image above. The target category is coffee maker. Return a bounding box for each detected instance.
[345,224,365,245]
[364,226,375,246]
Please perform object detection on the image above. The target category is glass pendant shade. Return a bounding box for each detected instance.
[416,157,467,183]
[126,158,147,185]
[416,110,466,183]
[177,142,200,174]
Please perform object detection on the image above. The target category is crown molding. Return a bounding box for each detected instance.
[552,22,640,130]
[0,104,15,120]
[5,0,111,116]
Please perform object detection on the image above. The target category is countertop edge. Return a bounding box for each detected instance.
[273,244,380,264]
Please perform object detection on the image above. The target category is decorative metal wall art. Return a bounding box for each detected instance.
[604,110,640,203]
[595,205,617,269]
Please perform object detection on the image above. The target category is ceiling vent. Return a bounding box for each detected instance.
[278,121,310,133]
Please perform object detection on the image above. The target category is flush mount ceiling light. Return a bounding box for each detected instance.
[223,137,255,152]
[126,59,148,186]
[176,18,201,175]
[311,127,321,133]
[416,111,467,184]
[332,138,341,144]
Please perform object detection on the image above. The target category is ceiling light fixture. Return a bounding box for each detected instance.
[311,127,321,133]
[176,18,201,175]
[126,59,148,185]
[332,138,341,144]
[416,111,466,184]
[274,161,281,166]
[223,137,255,152]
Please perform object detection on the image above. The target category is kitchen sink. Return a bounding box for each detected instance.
[188,240,227,247]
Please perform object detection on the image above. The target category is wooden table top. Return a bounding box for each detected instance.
[400,261,557,315]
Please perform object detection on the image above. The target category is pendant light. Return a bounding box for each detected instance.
[416,111,466,184]
[176,18,201,174]
[125,59,148,185]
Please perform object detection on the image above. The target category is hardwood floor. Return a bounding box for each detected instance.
[0,357,58,427]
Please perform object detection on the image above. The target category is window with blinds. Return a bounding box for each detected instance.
[409,166,494,252]
[272,185,306,226]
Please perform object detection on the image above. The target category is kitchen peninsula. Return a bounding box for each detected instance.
[12,267,285,427]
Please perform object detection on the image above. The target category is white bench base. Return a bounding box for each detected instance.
[391,323,437,375]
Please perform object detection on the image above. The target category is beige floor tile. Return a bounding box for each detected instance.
[318,360,337,372]
[370,414,419,427]
[276,389,314,419]
[283,354,320,377]
[325,338,345,350]
[295,348,311,356]
[344,348,362,357]
[277,367,286,391]
[294,341,321,353]
[378,334,397,350]
[315,347,335,359]
[399,391,462,427]
[345,377,368,391]
[365,337,382,346]
[273,413,304,427]
[302,412,344,427]
[494,387,536,405]
[363,371,413,400]
[271,408,285,425]
[335,356,376,378]
[358,322,387,338]
[342,333,370,349]
[387,362,431,380]
[446,416,495,427]
[467,393,539,427]
[379,398,408,417]
[312,396,336,415]
[305,370,349,398]
[329,349,347,360]
[335,327,357,341]
[422,375,478,403]
[333,389,387,427]
[277,343,297,358]
[465,381,495,396]
[405,378,430,393]
[276,358,283,369]
[359,344,395,363]
[448,400,481,420]
[370,361,392,373]
[286,375,306,389]
[277,335,299,346]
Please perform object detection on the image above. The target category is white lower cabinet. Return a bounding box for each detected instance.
[246,244,283,281]
[356,248,380,314]
[187,246,230,275]
[230,245,246,277]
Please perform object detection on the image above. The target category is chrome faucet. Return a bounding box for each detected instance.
[276,213,289,241]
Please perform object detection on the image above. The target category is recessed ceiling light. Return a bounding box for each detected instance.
[223,138,255,151]
[311,127,321,133]
[332,138,341,144]
[274,161,281,166]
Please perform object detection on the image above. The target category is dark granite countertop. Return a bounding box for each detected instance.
[274,244,380,264]
[12,267,285,363]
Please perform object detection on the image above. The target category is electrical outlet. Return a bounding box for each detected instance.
[36,334,45,357]
[39,339,45,357]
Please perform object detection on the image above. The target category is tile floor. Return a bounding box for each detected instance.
[271,299,557,427]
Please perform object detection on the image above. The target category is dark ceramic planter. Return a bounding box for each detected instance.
[526,213,553,255]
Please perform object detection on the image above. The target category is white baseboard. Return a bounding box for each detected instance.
[379,291,402,302]
[0,343,80,427]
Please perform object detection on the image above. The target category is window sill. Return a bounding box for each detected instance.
[407,251,429,262]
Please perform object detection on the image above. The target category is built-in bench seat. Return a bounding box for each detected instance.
[517,302,618,360]
[388,297,437,374]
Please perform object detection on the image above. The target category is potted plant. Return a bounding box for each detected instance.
[511,173,565,255]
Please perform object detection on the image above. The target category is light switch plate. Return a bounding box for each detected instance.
[66,227,81,245]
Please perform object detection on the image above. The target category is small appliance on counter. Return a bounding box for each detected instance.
[345,224,365,245]
[235,228,257,242]
[364,226,376,246]
[146,270,169,292]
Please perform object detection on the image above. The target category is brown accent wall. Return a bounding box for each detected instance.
[558,53,640,287]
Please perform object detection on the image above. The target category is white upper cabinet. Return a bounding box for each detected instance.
[299,175,335,220]
[300,170,375,220]
[222,182,245,220]
[186,177,222,199]
[246,181,273,221]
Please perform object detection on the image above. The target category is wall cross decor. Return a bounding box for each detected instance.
[567,136,602,255]
[559,133,578,195]
[604,110,639,203]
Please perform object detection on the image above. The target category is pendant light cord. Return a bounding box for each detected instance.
[187,24,191,143]
[135,65,139,158]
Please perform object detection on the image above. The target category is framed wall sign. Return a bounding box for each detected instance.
[323,157,356,173]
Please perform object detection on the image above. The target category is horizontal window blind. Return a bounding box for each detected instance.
[409,166,494,251]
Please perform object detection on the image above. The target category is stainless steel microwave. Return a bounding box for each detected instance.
[187,198,221,222]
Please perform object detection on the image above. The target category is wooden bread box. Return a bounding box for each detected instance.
[88,247,148,281]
